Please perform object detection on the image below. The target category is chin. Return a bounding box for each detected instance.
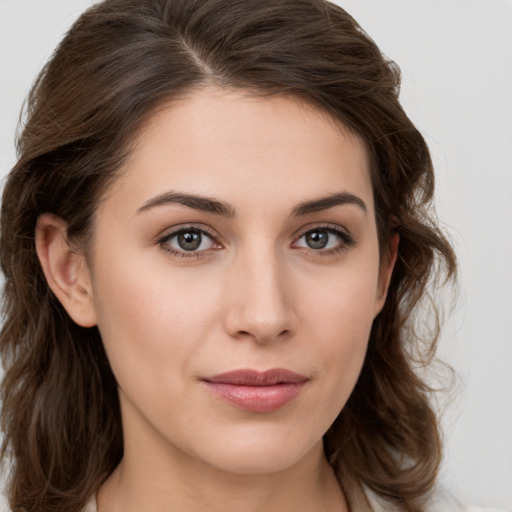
[191,429,324,476]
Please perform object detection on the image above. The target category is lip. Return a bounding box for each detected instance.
[202,369,308,413]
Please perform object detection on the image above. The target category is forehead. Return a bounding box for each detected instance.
[104,86,373,215]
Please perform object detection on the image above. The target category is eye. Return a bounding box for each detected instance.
[159,227,220,256]
[293,226,354,252]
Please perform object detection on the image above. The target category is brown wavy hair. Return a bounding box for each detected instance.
[0,1,456,511]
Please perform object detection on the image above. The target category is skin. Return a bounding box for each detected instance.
[36,87,397,512]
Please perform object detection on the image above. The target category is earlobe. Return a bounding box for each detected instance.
[374,233,399,316]
[35,213,97,328]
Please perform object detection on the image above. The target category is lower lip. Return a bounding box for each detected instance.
[203,381,306,413]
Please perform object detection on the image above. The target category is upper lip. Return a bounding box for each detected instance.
[203,368,308,386]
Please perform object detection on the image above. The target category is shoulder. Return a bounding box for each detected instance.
[0,475,9,512]
[83,494,97,512]
[0,493,96,512]
[0,473,95,512]
[0,491,9,512]
[345,476,508,512]
[364,485,509,512]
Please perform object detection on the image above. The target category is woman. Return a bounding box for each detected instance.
[0,0,471,510]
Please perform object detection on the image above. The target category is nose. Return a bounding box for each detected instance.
[223,249,297,344]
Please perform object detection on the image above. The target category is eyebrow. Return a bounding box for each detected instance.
[137,192,235,217]
[137,190,366,217]
[291,192,367,217]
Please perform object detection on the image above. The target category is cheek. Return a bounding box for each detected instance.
[89,251,220,393]
[298,261,380,395]
[302,254,380,337]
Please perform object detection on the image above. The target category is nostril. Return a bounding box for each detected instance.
[233,327,293,344]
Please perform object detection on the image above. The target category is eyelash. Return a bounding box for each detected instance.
[293,224,356,257]
[157,224,355,259]
[157,225,220,259]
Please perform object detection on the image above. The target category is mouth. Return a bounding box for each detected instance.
[201,368,309,413]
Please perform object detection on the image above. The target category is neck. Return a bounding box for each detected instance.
[97,392,349,512]
[97,440,348,512]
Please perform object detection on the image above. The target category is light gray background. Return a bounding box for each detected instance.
[1,1,511,509]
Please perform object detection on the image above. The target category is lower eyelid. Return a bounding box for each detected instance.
[157,226,222,256]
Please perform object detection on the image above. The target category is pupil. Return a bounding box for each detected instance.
[178,231,201,251]
[306,230,328,249]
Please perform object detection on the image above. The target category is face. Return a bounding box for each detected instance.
[77,87,394,475]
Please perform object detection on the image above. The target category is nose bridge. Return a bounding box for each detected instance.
[224,241,296,343]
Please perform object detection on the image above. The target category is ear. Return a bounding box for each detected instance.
[35,213,97,327]
[374,233,399,317]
